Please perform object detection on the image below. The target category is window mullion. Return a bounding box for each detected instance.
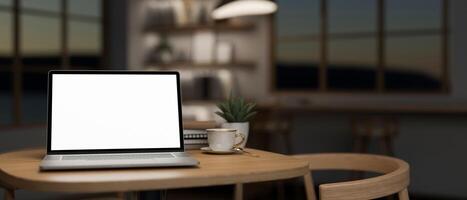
[441,0,450,93]
[319,0,328,91]
[61,0,69,69]
[376,0,385,93]
[12,0,22,125]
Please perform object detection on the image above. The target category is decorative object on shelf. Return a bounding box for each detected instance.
[198,2,209,24]
[215,96,257,148]
[212,0,278,20]
[216,41,234,64]
[188,0,203,25]
[146,0,176,27]
[151,33,174,64]
[192,31,216,64]
[193,76,225,100]
[147,0,223,28]
[172,0,189,26]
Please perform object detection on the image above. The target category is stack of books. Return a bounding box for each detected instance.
[183,121,217,150]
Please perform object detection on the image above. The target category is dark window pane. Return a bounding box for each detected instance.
[277,0,319,37]
[22,0,60,13]
[0,12,11,66]
[327,38,377,91]
[0,72,12,125]
[21,71,48,124]
[276,0,319,91]
[385,36,442,91]
[0,9,12,125]
[329,0,376,33]
[276,41,319,90]
[21,15,61,67]
[69,0,100,17]
[387,0,441,30]
[21,13,58,123]
[69,20,101,68]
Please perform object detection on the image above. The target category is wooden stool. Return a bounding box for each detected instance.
[251,105,293,154]
[351,116,398,156]
[250,104,294,200]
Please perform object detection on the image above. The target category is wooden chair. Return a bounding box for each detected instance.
[351,116,399,156]
[251,103,293,154]
[293,153,410,200]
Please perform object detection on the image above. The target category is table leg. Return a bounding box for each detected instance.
[303,172,316,200]
[116,192,125,200]
[4,189,15,200]
[398,188,409,200]
[234,183,243,200]
[127,191,139,200]
[160,190,167,200]
[276,181,285,200]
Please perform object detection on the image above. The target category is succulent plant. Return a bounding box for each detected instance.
[215,96,257,123]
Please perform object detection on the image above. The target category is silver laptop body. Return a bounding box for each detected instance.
[40,71,198,171]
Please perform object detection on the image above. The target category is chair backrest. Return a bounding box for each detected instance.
[293,153,410,200]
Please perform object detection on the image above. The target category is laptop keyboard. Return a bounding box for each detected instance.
[61,153,175,160]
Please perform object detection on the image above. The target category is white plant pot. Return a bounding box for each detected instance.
[221,122,249,148]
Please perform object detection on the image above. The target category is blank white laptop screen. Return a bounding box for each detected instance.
[50,74,182,151]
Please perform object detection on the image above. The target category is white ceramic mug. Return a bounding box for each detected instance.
[206,128,245,152]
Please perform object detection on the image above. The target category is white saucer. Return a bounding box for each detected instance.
[200,147,241,154]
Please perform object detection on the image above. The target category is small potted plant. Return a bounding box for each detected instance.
[215,96,257,148]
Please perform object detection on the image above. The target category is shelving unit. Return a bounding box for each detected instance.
[144,22,256,34]
[145,62,256,70]
[143,21,257,71]
[127,0,269,101]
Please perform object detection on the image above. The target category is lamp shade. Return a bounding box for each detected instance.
[212,0,278,20]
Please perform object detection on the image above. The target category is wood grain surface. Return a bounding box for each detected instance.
[294,153,410,200]
[0,148,309,193]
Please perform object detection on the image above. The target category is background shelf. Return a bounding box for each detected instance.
[144,23,256,33]
[145,62,256,70]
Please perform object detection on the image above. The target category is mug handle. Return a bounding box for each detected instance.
[234,132,245,147]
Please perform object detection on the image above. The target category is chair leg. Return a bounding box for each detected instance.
[234,183,243,200]
[116,192,125,200]
[264,132,272,151]
[160,190,168,200]
[398,188,409,200]
[127,191,139,200]
[4,188,15,200]
[276,181,286,200]
[351,136,369,179]
[303,172,316,200]
[381,135,395,156]
[353,135,370,154]
[283,131,293,155]
[352,135,364,153]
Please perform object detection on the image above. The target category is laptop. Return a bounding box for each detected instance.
[40,70,199,170]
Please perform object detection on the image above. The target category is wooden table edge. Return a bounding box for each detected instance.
[0,166,309,193]
[0,149,310,193]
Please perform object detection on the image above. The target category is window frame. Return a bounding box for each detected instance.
[0,0,108,128]
[270,0,450,95]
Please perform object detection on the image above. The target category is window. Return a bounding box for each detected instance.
[0,0,105,127]
[274,0,448,93]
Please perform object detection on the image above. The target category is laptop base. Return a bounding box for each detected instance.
[40,152,199,171]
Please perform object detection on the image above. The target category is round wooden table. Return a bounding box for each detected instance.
[0,148,310,200]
